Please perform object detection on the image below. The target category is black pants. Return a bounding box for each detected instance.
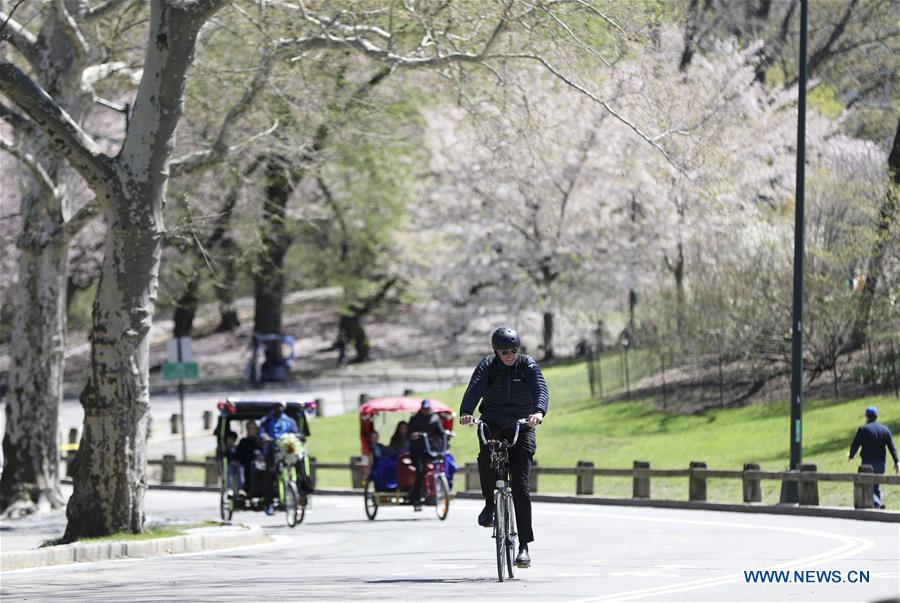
[478,423,536,544]
[410,448,428,502]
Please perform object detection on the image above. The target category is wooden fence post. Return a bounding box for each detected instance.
[170,414,180,434]
[633,461,650,499]
[358,393,370,407]
[464,462,480,492]
[742,463,762,503]
[205,456,219,487]
[576,461,594,495]
[202,411,212,430]
[162,454,176,484]
[854,464,874,509]
[531,459,538,493]
[403,388,414,396]
[314,398,324,417]
[308,456,317,487]
[68,428,79,445]
[689,461,707,502]
[350,455,369,488]
[798,463,819,506]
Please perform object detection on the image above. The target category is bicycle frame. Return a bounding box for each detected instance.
[473,418,527,581]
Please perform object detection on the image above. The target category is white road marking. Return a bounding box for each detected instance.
[547,510,876,602]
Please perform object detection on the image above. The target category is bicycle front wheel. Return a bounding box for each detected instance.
[495,490,506,581]
[505,495,516,578]
[284,481,299,528]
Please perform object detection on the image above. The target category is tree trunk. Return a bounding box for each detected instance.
[253,155,293,371]
[63,1,224,541]
[542,310,555,361]
[0,7,93,517]
[849,118,899,349]
[0,208,68,516]
[666,242,686,334]
[214,237,240,332]
[339,314,370,363]
[172,274,199,338]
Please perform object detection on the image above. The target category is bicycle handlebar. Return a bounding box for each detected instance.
[472,418,528,448]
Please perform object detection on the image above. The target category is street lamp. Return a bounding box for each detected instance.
[785,0,809,504]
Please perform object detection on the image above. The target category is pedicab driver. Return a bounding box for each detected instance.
[459,327,548,568]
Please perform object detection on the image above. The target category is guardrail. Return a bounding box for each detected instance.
[61,454,898,510]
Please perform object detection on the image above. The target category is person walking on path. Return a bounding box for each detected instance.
[848,406,899,509]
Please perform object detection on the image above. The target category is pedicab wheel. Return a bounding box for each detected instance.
[284,481,299,528]
[296,498,307,525]
[220,487,233,521]
[505,502,516,579]
[494,493,506,582]
[364,478,378,520]
[434,475,450,521]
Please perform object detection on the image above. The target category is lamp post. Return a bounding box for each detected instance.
[785,0,809,504]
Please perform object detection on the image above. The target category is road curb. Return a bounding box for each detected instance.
[0,524,271,571]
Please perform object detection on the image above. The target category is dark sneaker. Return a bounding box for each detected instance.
[265,504,275,515]
[515,545,531,568]
[477,505,494,527]
[414,504,423,512]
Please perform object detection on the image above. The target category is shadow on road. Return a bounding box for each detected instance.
[365,577,501,585]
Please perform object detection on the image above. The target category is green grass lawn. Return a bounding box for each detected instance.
[303,358,898,507]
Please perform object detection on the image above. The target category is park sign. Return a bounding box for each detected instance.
[163,337,197,381]
[162,362,199,381]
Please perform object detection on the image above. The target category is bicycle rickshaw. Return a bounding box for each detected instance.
[359,396,457,520]
[215,399,315,527]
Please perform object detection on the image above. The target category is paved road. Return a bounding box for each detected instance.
[2,489,897,602]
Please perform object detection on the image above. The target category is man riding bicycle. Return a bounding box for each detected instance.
[459,327,548,568]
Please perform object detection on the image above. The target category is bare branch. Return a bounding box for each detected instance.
[169,52,275,176]
[52,0,89,66]
[278,3,511,68]
[0,61,114,193]
[0,4,39,68]
[0,135,58,201]
[62,197,100,242]
[491,52,684,173]
[170,120,278,177]
[82,0,130,21]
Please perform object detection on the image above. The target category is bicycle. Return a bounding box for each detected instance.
[473,418,529,582]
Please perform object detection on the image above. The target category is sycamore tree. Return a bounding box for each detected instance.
[0,0,137,517]
[2,0,642,538]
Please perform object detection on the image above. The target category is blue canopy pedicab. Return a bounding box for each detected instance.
[215,399,315,527]
[359,396,457,520]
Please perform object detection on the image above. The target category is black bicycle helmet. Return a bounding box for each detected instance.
[491,327,520,350]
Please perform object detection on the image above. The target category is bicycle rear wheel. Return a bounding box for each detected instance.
[494,490,506,581]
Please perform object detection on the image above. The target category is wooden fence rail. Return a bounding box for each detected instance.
[63,454,898,510]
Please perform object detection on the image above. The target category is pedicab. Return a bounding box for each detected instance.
[359,396,457,520]
[215,399,315,527]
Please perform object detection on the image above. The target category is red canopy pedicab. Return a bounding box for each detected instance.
[359,396,457,520]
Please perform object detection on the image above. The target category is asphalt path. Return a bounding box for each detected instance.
[2,489,898,602]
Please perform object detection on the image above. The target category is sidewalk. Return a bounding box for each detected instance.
[1,523,269,571]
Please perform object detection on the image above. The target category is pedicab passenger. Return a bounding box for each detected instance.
[259,403,300,514]
[223,431,245,495]
[389,421,411,454]
[237,421,264,496]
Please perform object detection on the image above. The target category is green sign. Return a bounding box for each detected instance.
[162,362,199,381]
